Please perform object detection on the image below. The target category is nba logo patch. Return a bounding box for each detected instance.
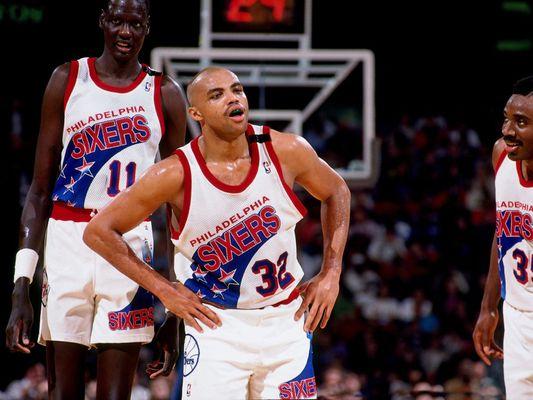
[183,334,200,377]
[145,81,152,92]
[41,270,49,307]
[141,239,153,265]
[263,161,271,174]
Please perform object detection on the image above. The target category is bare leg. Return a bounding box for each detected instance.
[95,342,142,400]
[46,341,87,400]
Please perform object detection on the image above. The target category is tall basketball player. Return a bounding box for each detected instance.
[5,0,187,398]
[473,76,533,398]
[83,67,351,399]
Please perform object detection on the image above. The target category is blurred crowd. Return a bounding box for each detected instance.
[1,97,504,399]
[301,114,504,399]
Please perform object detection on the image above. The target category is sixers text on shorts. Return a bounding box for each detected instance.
[278,377,317,399]
[108,307,154,331]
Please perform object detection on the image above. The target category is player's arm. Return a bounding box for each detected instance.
[473,138,505,365]
[6,63,69,353]
[272,131,351,332]
[82,157,221,333]
[158,75,187,158]
[148,75,187,377]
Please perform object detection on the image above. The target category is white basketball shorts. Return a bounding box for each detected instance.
[503,301,533,398]
[181,296,317,400]
[38,205,155,347]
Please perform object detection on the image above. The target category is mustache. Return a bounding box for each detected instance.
[503,136,522,145]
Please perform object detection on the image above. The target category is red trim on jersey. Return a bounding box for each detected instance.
[191,125,259,193]
[88,57,147,93]
[63,60,79,109]
[263,127,307,217]
[51,202,94,222]
[51,202,150,222]
[154,75,165,136]
[169,149,192,240]
[516,161,533,188]
[272,288,300,307]
[494,149,507,174]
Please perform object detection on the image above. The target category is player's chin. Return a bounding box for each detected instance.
[507,148,530,161]
[112,47,139,62]
[227,117,248,131]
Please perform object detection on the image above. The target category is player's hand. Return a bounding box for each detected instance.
[5,282,35,354]
[162,282,222,333]
[294,269,340,333]
[473,308,503,365]
[146,312,180,379]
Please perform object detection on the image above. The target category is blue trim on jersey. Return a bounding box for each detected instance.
[171,349,184,400]
[278,336,316,399]
[497,235,523,300]
[184,227,276,308]
[114,287,154,314]
[284,337,314,383]
[52,119,147,207]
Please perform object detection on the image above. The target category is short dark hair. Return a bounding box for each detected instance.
[513,75,533,96]
[103,0,150,14]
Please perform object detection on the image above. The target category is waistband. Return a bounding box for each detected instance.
[50,202,151,223]
[203,288,300,310]
[51,202,96,222]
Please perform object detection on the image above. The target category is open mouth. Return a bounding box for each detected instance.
[227,107,246,123]
[115,42,132,53]
[229,109,244,117]
[504,139,522,153]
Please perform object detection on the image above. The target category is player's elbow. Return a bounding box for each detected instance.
[334,176,351,203]
[83,219,106,253]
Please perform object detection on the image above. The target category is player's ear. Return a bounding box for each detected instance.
[188,106,203,122]
[99,11,106,29]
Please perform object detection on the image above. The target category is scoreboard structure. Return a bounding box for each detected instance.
[152,0,379,186]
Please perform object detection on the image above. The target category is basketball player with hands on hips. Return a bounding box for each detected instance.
[473,76,533,399]
[83,66,351,399]
[5,0,187,398]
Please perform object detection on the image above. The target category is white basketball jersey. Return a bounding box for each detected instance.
[170,125,307,309]
[52,57,164,209]
[495,152,533,311]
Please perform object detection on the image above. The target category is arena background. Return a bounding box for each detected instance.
[1,0,531,398]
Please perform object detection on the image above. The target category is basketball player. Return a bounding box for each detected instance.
[5,0,188,398]
[83,66,350,399]
[473,76,533,398]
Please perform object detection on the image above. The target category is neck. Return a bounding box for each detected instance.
[523,159,533,180]
[96,52,142,79]
[199,126,249,162]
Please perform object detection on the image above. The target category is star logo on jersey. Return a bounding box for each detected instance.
[196,290,206,299]
[67,200,76,207]
[211,284,227,299]
[75,157,95,178]
[59,163,68,179]
[218,268,238,287]
[63,177,77,194]
[192,264,208,283]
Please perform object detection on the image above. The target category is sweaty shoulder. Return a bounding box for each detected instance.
[50,62,71,88]
[270,129,316,161]
[145,152,184,183]
[161,75,185,96]
[269,129,317,182]
[492,138,507,173]
[43,62,72,102]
